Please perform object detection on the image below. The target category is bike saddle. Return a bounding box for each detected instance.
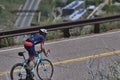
[18,51,25,56]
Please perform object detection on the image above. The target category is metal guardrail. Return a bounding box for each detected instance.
[0,14,120,39]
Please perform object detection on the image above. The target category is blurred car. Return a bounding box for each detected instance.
[87,5,96,11]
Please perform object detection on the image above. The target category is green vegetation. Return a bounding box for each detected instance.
[0,0,25,48]
[86,0,103,6]
[103,5,120,14]
[100,21,120,32]
[0,37,15,48]
[0,0,25,29]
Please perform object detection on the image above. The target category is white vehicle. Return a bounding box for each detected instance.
[87,5,96,11]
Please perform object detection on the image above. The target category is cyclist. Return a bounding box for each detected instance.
[24,29,48,79]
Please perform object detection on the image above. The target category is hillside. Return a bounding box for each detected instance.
[0,0,25,29]
[0,0,66,30]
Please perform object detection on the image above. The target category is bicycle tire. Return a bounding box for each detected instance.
[10,63,27,80]
[37,59,54,80]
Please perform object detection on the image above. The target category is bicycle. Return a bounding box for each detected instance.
[10,50,54,80]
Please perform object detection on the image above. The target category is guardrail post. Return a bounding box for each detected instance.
[94,15,100,33]
[62,20,70,38]
[62,28,70,38]
[94,23,100,33]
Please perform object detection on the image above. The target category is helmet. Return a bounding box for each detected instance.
[39,29,48,36]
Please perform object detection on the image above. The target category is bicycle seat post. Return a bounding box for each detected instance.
[18,52,26,60]
[23,55,26,60]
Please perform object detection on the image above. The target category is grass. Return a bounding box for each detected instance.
[0,0,25,29]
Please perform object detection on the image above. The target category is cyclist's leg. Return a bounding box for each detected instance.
[26,46,36,80]
[24,46,35,80]
[29,46,36,69]
[24,45,36,69]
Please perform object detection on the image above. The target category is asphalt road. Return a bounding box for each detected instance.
[15,0,41,27]
[1,31,120,80]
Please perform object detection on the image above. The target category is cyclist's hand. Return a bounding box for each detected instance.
[45,53,49,57]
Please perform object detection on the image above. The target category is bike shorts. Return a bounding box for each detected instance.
[24,42,38,57]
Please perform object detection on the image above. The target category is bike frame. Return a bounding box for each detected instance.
[22,53,41,73]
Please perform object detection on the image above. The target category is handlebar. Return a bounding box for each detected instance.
[36,49,50,57]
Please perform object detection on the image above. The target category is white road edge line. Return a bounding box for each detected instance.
[0,30,120,52]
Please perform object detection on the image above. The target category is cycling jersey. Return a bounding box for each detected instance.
[26,34,45,45]
[24,34,45,57]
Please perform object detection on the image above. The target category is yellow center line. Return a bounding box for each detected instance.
[0,50,120,77]
[52,50,120,65]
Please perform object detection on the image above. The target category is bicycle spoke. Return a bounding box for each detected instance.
[37,59,54,80]
[10,63,27,80]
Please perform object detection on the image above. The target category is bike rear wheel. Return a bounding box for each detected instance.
[10,63,27,80]
[37,59,54,80]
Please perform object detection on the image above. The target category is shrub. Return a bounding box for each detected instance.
[86,0,103,6]
[0,37,15,48]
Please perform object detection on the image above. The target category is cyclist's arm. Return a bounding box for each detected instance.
[40,42,47,55]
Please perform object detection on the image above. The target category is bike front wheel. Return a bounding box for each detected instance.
[10,63,27,80]
[37,59,54,80]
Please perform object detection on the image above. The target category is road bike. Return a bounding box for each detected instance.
[10,50,54,80]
